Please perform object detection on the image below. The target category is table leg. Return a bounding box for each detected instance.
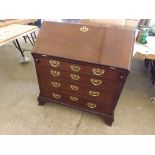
[22,31,37,46]
[33,31,37,39]
[30,32,36,45]
[12,39,31,63]
[23,36,27,43]
[25,34,34,46]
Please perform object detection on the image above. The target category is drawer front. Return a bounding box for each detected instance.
[39,77,116,105]
[36,66,122,94]
[34,55,128,80]
[40,88,114,114]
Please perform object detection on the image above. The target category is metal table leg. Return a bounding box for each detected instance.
[25,34,34,46]
[22,31,37,46]
[12,39,31,64]
[30,32,35,45]
[23,36,27,43]
[33,31,37,39]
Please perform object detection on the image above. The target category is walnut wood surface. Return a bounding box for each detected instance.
[33,54,128,80]
[39,77,116,105]
[33,21,135,70]
[38,74,122,95]
[32,54,128,126]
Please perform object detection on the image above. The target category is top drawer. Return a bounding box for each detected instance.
[33,54,128,81]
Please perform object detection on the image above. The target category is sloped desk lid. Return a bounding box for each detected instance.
[33,21,135,70]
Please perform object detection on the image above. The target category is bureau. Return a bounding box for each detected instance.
[32,21,135,126]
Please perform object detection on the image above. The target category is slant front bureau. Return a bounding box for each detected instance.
[32,21,135,126]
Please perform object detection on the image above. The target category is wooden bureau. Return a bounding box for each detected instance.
[32,21,135,126]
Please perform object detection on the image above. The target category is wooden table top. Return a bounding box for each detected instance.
[0,19,37,27]
[0,24,38,46]
[134,36,155,60]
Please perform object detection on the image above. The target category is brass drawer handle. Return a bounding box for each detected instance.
[70,65,81,72]
[70,74,80,80]
[51,82,61,88]
[87,102,96,109]
[50,70,60,77]
[70,96,79,102]
[90,78,102,86]
[49,60,60,67]
[89,90,100,97]
[80,26,88,32]
[52,93,61,99]
[70,85,79,91]
[92,68,104,76]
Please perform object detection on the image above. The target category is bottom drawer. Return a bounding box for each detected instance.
[40,89,114,114]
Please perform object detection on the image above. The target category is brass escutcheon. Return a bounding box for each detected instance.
[51,81,61,88]
[70,85,79,91]
[70,96,79,102]
[87,102,97,109]
[70,74,80,80]
[92,68,105,76]
[70,65,81,72]
[80,26,88,32]
[50,70,60,77]
[49,60,60,67]
[90,78,102,86]
[52,93,61,99]
[89,90,100,97]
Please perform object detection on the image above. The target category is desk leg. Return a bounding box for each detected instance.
[12,39,31,63]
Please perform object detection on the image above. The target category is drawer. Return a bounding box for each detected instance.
[39,77,116,105]
[40,89,114,114]
[37,67,122,94]
[37,68,122,94]
[33,55,128,80]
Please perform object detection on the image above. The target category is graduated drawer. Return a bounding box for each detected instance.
[39,76,116,105]
[40,88,114,114]
[37,66,122,94]
[33,54,128,81]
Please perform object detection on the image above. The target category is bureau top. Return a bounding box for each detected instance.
[33,21,135,70]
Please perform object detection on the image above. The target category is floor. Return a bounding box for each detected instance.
[0,38,155,135]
